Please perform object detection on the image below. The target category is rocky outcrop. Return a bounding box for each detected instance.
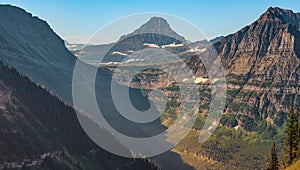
[210,7,300,125]
[110,7,300,128]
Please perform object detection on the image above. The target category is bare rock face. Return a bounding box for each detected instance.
[118,7,300,128]
[215,7,300,78]
[210,7,300,125]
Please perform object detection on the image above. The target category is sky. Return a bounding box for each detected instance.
[1,0,300,44]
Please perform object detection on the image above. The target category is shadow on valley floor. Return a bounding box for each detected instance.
[152,151,195,170]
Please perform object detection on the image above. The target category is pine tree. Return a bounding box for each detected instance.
[296,107,300,159]
[267,142,279,170]
[283,107,299,166]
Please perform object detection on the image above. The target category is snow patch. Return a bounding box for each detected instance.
[161,42,184,48]
[101,61,121,65]
[143,43,160,48]
[187,47,206,53]
[194,77,209,84]
[124,59,145,63]
[112,51,128,56]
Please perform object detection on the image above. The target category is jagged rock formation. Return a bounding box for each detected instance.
[212,7,300,126]
[111,7,300,128]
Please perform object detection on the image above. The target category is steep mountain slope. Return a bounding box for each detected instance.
[96,7,300,128]
[0,5,75,101]
[215,7,300,77]
[0,60,159,170]
[0,4,166,139]
[86,7,300,169]
[65,41,88,52]
[3,4,300,169]
[0,5,193,170]
[110,7,300,129]
[166,7,300,169]
[213,7,300,125]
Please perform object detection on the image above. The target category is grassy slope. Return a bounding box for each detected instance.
[173,125,285,169]
[172,149,240,170]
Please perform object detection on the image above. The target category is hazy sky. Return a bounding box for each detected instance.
[1,0,300,44]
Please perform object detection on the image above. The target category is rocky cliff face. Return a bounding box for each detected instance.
[215,7,300,77]
[108,7,300,129]
[210,7,300,126]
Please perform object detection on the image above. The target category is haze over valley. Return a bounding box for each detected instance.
[1,1,300,170]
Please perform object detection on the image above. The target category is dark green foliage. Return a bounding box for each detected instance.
[258,122,277,139]
[238,115,258,132]
[0,61,159,170]
[166,99,180,108]
[192,115,206,130]
[176,127,275,169]
[274,111,287,126]
[296,107,300,161]
[283,107,299,166]
[220,114,238,128]
[165,83,180,91]
[227,89,239,98]
[267,142,279,170]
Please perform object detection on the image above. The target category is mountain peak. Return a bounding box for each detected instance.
[136,16,171,33]
[146,16,170,28]
[124,16,186,43]
[259,7,300,23]
[215,6,300,77]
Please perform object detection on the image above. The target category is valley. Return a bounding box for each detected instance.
[0,3,300,170]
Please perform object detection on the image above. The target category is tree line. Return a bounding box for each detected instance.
[267,107,300,170]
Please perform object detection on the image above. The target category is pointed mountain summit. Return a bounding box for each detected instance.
[214,7,300,76]
[258,7,300,24]
[98,16,189,62]
[123,16,186,43]
[208,7,300,123]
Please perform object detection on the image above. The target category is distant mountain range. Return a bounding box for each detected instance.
[0,5,191,169]
[72,17,222,66]
[1,3,300,169]
[70,7,300,169]
[64,41,89,52]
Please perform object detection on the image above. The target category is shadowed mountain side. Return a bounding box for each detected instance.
[0,5,193,169]
[0,5,75,102]
[0,61,160,169]
[73,60,195,170]
[152,151,195,170]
